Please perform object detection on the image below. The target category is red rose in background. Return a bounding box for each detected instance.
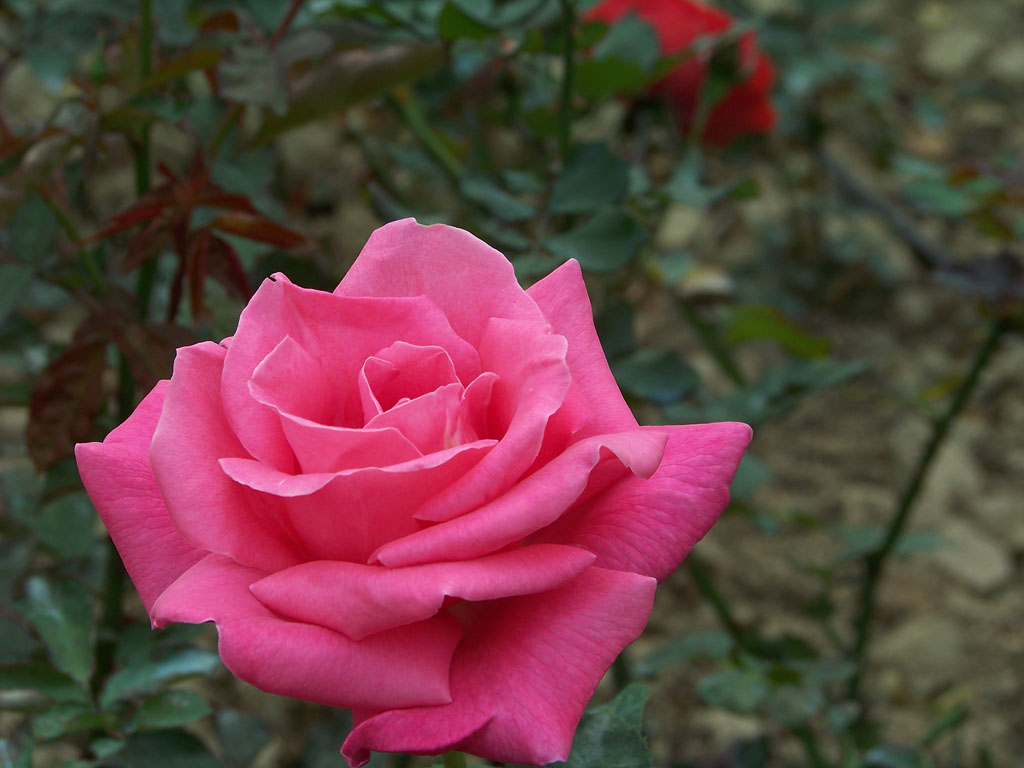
[587,0,777,146]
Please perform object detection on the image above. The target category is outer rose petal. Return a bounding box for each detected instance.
[342,566,657,767]
[151,554,463,711]
[150,342,304,571]
[527,259,638,437]
[75,382,204,615]
[538,422,752,580]
[250,544,596,639]
[335,218,547,346]
[373,429,667,567]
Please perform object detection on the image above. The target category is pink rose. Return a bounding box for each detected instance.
[76,219,750,766]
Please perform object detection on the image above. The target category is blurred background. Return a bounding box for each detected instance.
[0,0,1021,766]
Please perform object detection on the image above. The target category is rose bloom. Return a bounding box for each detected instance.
[587,0,776,146]
[77,220,750,766]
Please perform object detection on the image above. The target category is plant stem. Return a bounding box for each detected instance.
[387,92,464,181]
[847,317,1007,699]
[679,300,746,387]
[134,0,155,321]
[688,554,760,656]
[442,751,468,768]
[557,0,575,161]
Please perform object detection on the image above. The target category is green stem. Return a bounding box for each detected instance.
[39,188,105,294]
[688,555,760,657]
[611,652,632,691]
[557,0,575,161]
[387,93,464,181]
[442,751,468,768]
[847,318,1007,699]
[679,300,746,387]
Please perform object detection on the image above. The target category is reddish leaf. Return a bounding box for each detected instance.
[197,190,258,214]
[209,212,306,247]
[206,234,251,301]
[187,228,212,319]
[114,322,193,392]
[26,324,111,470]
[200,9,241,32]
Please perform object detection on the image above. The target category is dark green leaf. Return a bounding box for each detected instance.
[0,264,34,327]
[0,617,40,665]
[29,493,96,559]
[574,58,650,99]
[546,210,646,272]
[0,664,88,704]
[100,648,220,709]
[22,576,94,687]
[92,737,125,759]
[550,144,631,214]
[8,194,58,263]
[725,305,830,358]
[438,2,494,39]
[563,702,652,768]
[594,13,659,72]
[131,690,212,732]
[32,701,109,740]
[697,670,770,713]
[216,709,272,765]
[765,683,825,726]
[595,301,636,360]
[864,745,923,768]
[607,683,649,731]
[124,730,222,768]
[636,631,734,677]
[459,177,535,222]
[728,454,772,504]
[612,348,699,403]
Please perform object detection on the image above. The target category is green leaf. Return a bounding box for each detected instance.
[607,682,649,731]
[459,176,535,222]
[864,745,923,768]
[29,493,96,558]
[595,301,636,360]
[32,701,109,740]
[550,144,631,214]
[0,617,40,665]
[23,576,94,687]
[725,305,830,358]
[546,210,646,272]
[728,453,772,504]
[100,648,220,709]
[124,730,222,768]
[0,264,34,327]
[636,631,734,677]
[8,194,58,263]
[438,2,494,39]
[215,709,272,765]
[697,670,770,713]
[765,683,825,726]
[574,58,649,99]
[611,348,699,403]
[130,690,212,732]
[92,737,126,759]
[563,700,652,768]
[594,13,659,72]
[0,664,89,704]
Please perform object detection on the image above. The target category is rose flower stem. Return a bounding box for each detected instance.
[386,91,465,182]
[847,317,1008,703]
[93,0,155,699]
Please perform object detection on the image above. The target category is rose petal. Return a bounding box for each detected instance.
[220,439,496,563]
[249,337,422,474]
[150,342,304,571]
[342,566,656,767]
[540,422,752,580]
[223,274,480,469]
[527,259,638,437]
[364,383,463,455]
[358,342,459,420]
[373,429,667,567]
[250,544,596,640]
[75,382,204,615]
[152,554,462,710]
[335,219,547,346]
[412,318,572,524]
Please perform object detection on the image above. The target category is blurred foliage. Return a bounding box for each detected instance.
[1,0,1020,766]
